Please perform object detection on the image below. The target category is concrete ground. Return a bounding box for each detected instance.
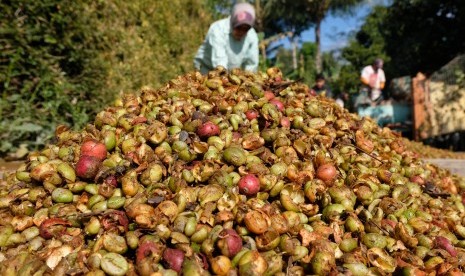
[424,159,465,177]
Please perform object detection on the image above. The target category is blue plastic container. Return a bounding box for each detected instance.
[357,103,411,127]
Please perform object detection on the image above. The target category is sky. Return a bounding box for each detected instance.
[299,0,391,52]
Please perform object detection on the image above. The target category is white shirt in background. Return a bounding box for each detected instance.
[361,65,386,100]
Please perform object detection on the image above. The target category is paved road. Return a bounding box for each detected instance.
[424,159,465,177]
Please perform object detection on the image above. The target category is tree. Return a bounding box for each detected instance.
[339,0,465,93]
[96,0,211,91]
[263,0,364,73]
[381,0,465,77]
[0,0,110,155]
[205,0,232,19]
[343,8,388,67]
[273,42,315,81]
[0,0,212,157]
[273,41,340,91]
[339,5,389,93]
[310,0,365,72]
[260,0,314,70]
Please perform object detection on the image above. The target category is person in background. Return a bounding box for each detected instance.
[335,92,349,109]
[194,3,259,74]
[360,58,386,104]
[311,73,333,98]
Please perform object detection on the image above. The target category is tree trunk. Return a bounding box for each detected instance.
[260,44,267,61]
[299,53,305,78]
[254,0,262,32]
[255,0,267,65]
[315,18,322,73]
[291,35,298,70]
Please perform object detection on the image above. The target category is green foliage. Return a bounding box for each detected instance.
[259,0,364,35]
[261,0,314,35]
[272,42,314,82]
[342,6,389,68]
[334,65,360,94]
[205,0,233,20]
[95,0,211,94]
[340,0,465,88]
[321,52,340,81]
[273,42,340,91]
[263,0,363,71]
[300,43,318,83]
[382,0,465,76]
[0,0,211,157]
[0,0,109,155]
[338,6,389,94]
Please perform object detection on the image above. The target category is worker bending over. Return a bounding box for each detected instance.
[194,3,259,74]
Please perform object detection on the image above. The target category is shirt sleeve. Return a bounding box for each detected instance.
[361,66,370,80]
[242,31,259,72]
[207,26,229,68]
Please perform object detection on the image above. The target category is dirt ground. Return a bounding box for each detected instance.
[0,160,23,179]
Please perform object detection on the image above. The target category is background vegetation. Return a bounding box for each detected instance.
[339,0,465,93]
[1,0,464,157]
[1,0,210,157]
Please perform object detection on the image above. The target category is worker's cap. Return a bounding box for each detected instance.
[231,3,255,28]
[374,58,384,67]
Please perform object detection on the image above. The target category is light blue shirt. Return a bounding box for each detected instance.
[194,17,259,74]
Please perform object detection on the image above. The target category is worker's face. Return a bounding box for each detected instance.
[373,63,383,72]
[316,79,325,88]
[232,24,251,40]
